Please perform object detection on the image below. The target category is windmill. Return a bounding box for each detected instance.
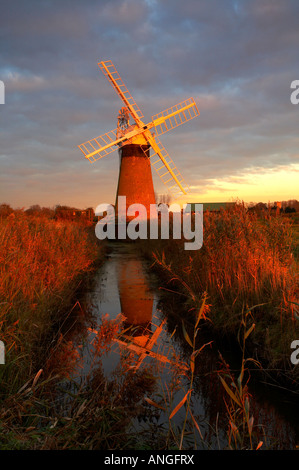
[78,60,200,219]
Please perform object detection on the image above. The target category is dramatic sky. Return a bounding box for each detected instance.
[0,0,298,209]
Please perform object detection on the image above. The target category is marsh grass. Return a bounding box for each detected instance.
[0,213,103,395]
[139,296,265,450]
[217,310,265,450]
[0,207,298,450]
[140,203,299,385]
[0,287,293,450]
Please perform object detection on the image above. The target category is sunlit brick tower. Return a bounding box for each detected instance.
[114,105,156,220]
[115,143,156,220]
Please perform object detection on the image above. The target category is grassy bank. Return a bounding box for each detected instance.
[139,203,299,388]
[0,208,297,450]
[0,214,105,396]
[0,214,155,450]
[0,217,178,450]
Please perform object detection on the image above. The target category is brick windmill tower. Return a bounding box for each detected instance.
[78,60,200,219]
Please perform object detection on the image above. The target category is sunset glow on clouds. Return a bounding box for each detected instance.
[186,164,299,206]
[0,0,298,209]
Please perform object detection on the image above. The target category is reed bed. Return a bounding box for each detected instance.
[141,203,299,384]
[0,213,104,394]
[0,207,297,450]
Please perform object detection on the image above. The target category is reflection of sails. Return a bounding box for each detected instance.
[116,257,174,370]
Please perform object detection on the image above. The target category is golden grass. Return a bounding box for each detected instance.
[0,213,103,392]
[142,203,299,379]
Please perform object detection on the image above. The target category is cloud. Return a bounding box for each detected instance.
[0,0,298,208]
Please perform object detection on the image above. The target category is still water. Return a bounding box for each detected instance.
[59,242,299,450]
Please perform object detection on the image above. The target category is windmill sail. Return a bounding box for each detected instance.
[78,128,119,162]
[143,135,189,196]
[78,124,151,162]
[151,98,199,137]
[98,60,144,123]
[79,60,200,198]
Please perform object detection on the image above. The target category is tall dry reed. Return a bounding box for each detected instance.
[0,213,103,393]
[144,203,298,376]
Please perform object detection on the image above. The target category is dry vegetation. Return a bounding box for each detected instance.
[0,213,104,395]
[0,203,298,450]
[141,203,299,386]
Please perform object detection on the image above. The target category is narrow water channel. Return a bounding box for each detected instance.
[59,242,299,450]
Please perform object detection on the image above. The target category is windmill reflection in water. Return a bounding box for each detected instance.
[115,257,187,374]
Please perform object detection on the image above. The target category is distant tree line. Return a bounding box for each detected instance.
[247,199,299,213]
[1,199,298,221]
[0,203,96,222]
